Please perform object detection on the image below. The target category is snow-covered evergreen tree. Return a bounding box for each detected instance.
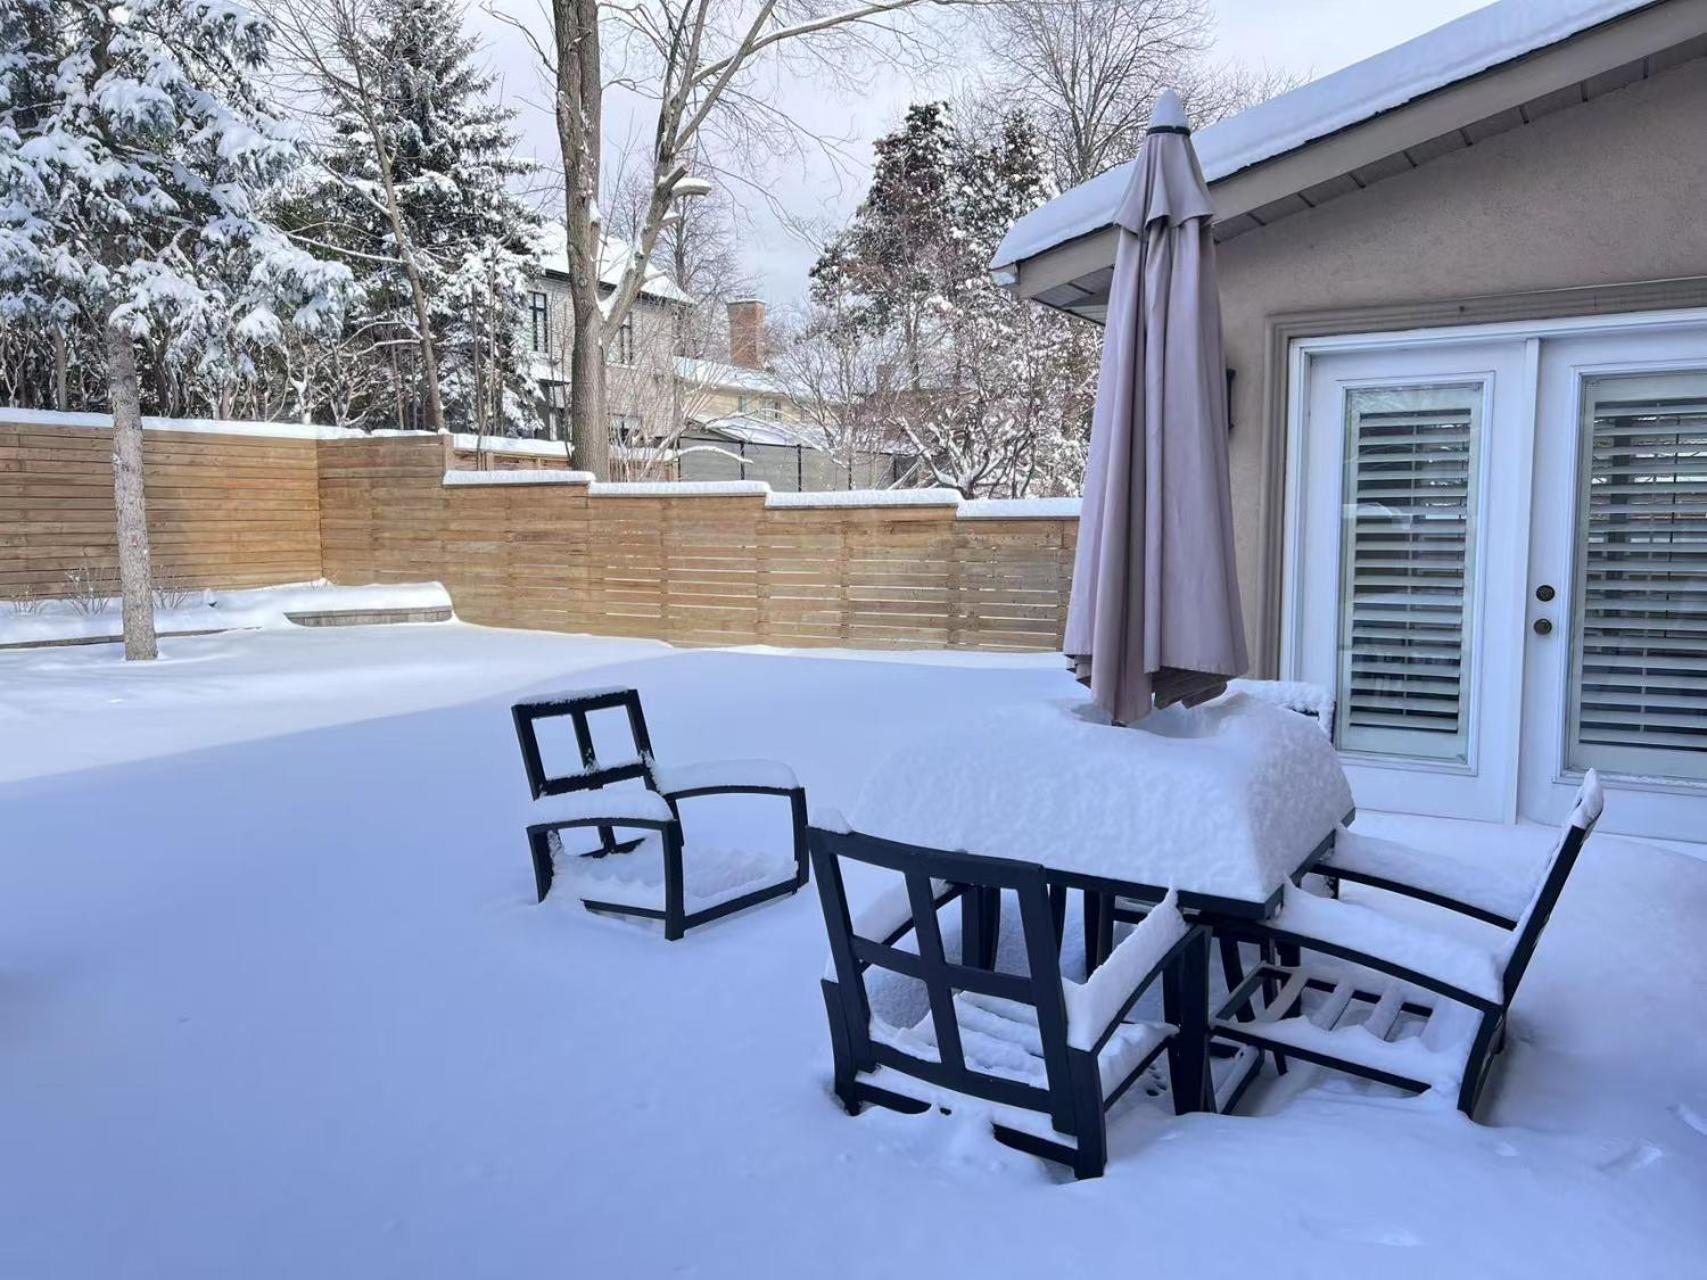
[812,104,1096,497]
[0,0,350,658]
[307,0,541,435]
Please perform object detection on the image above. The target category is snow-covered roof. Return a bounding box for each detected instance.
[533,224,693,305]
[687,413,830,448]
[676,355,803,398]
[993,0,1663,271]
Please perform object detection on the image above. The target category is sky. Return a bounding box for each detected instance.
[468,0,1492,308]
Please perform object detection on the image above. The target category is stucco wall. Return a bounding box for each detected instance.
[1217,55,1707,672]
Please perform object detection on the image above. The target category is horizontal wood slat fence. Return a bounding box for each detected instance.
[4,420,1078,652]
[1,421,322,600]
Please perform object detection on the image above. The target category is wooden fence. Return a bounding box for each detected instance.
[320,435,1078,651]
[3,416,1079,652]
[1,418,322,602]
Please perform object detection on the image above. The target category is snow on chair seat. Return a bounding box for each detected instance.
[512,686,809,940]
[1211,772,1605,1117]
[652,758,799,796]
[811,827,1212,1179]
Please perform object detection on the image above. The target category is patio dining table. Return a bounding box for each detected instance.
[843,690,1356,1112]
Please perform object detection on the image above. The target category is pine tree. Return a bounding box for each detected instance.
[0,0,350,659]
[311,0,541,435]
[812,104,1096,497]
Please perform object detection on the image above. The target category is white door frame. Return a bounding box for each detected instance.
[1280,305,1707,826]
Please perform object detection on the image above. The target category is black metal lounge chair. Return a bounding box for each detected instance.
[512,686,809,940]
[1210,772,1604,1117]
[811,823,1212,1179]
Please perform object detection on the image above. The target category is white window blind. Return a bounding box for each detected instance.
[1569,372,1707,782]
[1336,384,1482,762]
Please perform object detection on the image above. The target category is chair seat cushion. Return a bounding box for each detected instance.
[550,832,796,913]
[1321,829,1535,924]
[653,758,799,794]
[884,991,1170,1101]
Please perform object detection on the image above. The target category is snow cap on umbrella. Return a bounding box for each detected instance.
[1149,89,1188,131]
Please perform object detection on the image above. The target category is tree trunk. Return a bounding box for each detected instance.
[554,0,608,477]
[106,322,158,661]
[52,328,67,410]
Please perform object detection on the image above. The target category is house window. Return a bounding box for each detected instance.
[613,312,635,366]
[529,292,550,354]
[610,413,644,445]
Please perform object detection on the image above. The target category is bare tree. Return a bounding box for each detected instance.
[497,0,985,478]
[981,0,1301,187]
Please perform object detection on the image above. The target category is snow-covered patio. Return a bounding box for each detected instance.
[2,622,1704,1278]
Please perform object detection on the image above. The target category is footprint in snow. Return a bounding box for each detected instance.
[1597,1140,1664,1176]
[1670,1102,1707,1138]
[1300,1216,1421,1248]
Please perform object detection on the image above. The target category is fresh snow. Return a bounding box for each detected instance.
[849,694,1355,903]
[528,787,674,826]
[0,580,451,647]
[442,468,594,486]
[0,625,1703,1278]
[1062,891,1188,1051]
[959,496,1083,519]
[653,758,800,794]
[992,0,1658,271]
[1326,828,1539,924]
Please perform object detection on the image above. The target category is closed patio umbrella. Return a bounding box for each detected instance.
[1064,89,1248,724]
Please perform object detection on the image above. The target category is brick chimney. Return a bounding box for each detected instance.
[727,299,765,369]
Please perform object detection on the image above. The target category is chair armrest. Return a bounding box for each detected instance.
[1062,891,1190,1051]
[1321,829,1530,929]
[1265,885,1504,1009]
[654,758,799,796]
[527,788,675,831]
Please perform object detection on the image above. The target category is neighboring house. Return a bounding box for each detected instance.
[676,300,902,490]
[528,224,691,442]
[996,0,1707,843]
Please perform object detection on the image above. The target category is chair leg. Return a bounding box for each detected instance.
[527,828,556,902]
[1162,929,1212,1114]
[661,823,687,941]
[1067,1049,1107,1179]
[788,788,811,889]
[1458,1012,1504,1118]
[821,980,861,1115]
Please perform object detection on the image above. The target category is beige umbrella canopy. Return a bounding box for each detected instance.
[1064,90,1248,724]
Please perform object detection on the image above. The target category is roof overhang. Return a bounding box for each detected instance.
[1004,0,1707,323]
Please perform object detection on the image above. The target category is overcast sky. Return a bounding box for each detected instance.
[469,0,1491,305]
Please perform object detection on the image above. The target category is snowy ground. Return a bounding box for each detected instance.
[1,623,1703,1278]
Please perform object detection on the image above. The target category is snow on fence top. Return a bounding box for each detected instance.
[992,0,1654,271]
[440,469,1082,519]
[0,408,602,461]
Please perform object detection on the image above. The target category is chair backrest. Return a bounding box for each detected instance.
[811,826,1081,1131]
[511,687,658,798]
[1500,770,1604,1000]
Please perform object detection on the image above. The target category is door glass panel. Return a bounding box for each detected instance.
[1569,371,1707,782]
[1336,383,1482,762]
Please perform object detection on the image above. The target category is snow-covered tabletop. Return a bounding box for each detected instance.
[848,692,1354,909]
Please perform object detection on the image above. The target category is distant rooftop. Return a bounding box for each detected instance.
[533,224,694,306]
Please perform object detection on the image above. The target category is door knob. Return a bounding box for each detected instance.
[1535,584,1556,602]
[1533,617,1554,636]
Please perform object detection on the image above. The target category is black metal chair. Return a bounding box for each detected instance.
[1210,772,1604,1117]
[811,824,1212,1179]
[513,687,809,940]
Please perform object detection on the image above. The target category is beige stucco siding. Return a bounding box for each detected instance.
[1217,55,1707,672]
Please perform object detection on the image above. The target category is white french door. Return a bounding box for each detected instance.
[1521,327,1707,838]
[1291,340,1536,822]
[1288,314,1707,841]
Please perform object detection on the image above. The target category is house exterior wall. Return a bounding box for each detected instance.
[526,275,680,439]
[1218,55,1707,673]
[684,383,802,424]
